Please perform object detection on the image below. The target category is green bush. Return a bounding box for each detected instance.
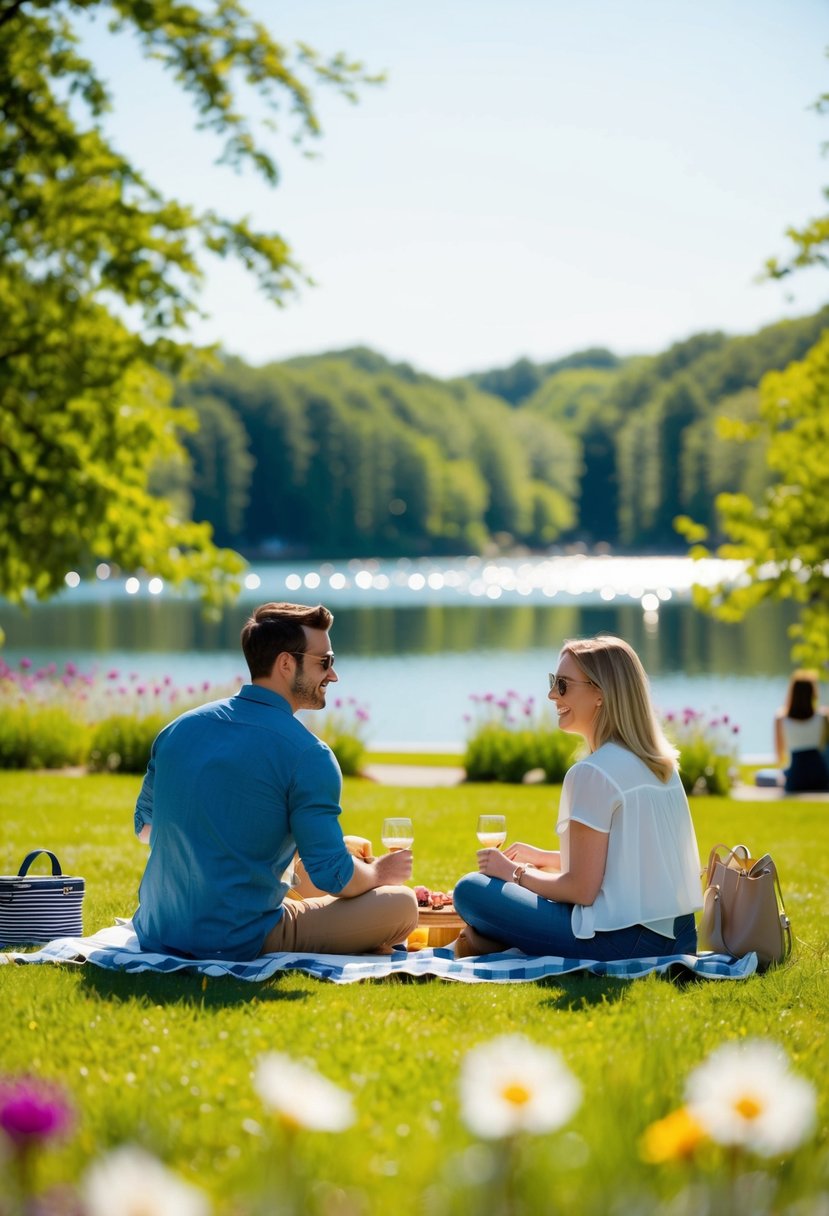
[309,696,371,777]
[463,693,580,783]
[88,713,168,774]
[0,704,90,769]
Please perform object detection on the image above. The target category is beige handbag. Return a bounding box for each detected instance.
[698,843,792,970]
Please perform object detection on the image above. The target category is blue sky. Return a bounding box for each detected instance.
[81,0,828,376]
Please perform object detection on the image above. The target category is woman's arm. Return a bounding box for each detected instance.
[477,821,608,905]
[774,714,786,766]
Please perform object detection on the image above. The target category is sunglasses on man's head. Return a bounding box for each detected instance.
[548,673,596,696]
[285,651,336,671]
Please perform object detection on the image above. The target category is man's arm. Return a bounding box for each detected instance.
[290,746,414,896]
[334,848,413,897]
[134,749,156,844]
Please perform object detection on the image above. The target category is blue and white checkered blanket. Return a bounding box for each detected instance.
[1,920,758,982]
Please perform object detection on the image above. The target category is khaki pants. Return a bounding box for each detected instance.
[261,886,418,956]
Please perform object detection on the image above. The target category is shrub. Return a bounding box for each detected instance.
[663,708,740,796]
[463,691,580,783]
[0,705,90,769]
[309,697,371,777]
[88,714,169,774]
[0,657,241,774]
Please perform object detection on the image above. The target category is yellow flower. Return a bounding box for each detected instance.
[640,1106,707,1163]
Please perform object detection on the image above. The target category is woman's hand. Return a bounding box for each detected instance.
[344,835,374,862]
[477,847,515,880]
[504,841,541,865]
[503,842,560,870]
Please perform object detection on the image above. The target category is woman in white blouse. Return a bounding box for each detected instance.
[452,635,702,959]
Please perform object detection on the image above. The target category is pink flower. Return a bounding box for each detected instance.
[0,1077,73,1151]
[19,658,32,670]
[64,662,77,677]
[107,670,119,680]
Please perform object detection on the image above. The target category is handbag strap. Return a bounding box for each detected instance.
[705,842,750,884]
[18,849,63,877]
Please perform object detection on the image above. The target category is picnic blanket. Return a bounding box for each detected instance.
[1,920,758,983]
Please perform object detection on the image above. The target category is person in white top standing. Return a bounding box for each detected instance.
[775,672,829,793]
[452,635,703,959]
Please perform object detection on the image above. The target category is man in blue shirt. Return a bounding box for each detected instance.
[133,602,418,959]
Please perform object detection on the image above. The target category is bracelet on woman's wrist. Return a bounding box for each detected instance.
[512,863,528,886]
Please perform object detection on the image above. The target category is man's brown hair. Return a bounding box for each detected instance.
[240,602,334,679]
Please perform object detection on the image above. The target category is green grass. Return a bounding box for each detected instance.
[1,772,827,1214]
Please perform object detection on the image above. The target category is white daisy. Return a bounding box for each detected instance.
[82,1145,210,1216]
[685,1040,817,1156]
[254,1053,355,1132]
[459,1035,581,1139]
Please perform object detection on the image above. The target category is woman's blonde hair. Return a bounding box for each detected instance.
[561,634,677,782]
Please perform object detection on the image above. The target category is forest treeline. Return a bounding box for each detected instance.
[158,307,829,557]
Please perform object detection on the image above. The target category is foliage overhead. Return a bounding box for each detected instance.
[678,333,829,666]
[678,77,829,666]
[0,0,378,607]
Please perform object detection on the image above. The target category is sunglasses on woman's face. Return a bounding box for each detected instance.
[548,674,596,696]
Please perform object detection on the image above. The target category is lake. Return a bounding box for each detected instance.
[0,554,802,758]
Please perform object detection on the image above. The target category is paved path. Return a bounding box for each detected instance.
[732,782,829,802]
[362,763,466,787]
[362,767,829,796]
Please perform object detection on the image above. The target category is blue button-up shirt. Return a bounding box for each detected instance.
[132,684,354,959]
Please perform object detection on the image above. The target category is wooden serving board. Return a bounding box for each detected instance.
[413,906,465,948]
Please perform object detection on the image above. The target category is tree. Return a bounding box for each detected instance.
[678,333,829,665]
[677,79,829,665]
[0,0,377,610]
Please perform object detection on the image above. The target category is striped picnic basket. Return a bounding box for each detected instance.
[0,849,84,946]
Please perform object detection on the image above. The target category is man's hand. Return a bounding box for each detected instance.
[344,835,374,862]
[374,848,413,885]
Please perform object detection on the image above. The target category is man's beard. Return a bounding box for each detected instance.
[290,665,326,710]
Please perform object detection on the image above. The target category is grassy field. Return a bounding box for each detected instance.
[1,771,827,1215]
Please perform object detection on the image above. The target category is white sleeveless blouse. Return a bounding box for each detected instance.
[556,742,703,939]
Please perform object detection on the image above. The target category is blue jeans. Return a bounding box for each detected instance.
[452,873,698,960]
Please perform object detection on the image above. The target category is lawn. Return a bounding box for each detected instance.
[1,771,827,1215]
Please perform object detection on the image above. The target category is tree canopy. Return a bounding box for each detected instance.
[678,333,829,666]
[0,0,377,608]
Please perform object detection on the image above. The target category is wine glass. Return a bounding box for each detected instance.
[381,817,414,852]
[477,814,507,849]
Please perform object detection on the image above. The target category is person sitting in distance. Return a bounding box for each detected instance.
[132,602,418,959]
[775,671,829,794]
[452,635,702,960]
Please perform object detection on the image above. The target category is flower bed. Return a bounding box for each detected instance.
[463,690,580,783]
[0,659,369,777]
[663,708,741,796]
